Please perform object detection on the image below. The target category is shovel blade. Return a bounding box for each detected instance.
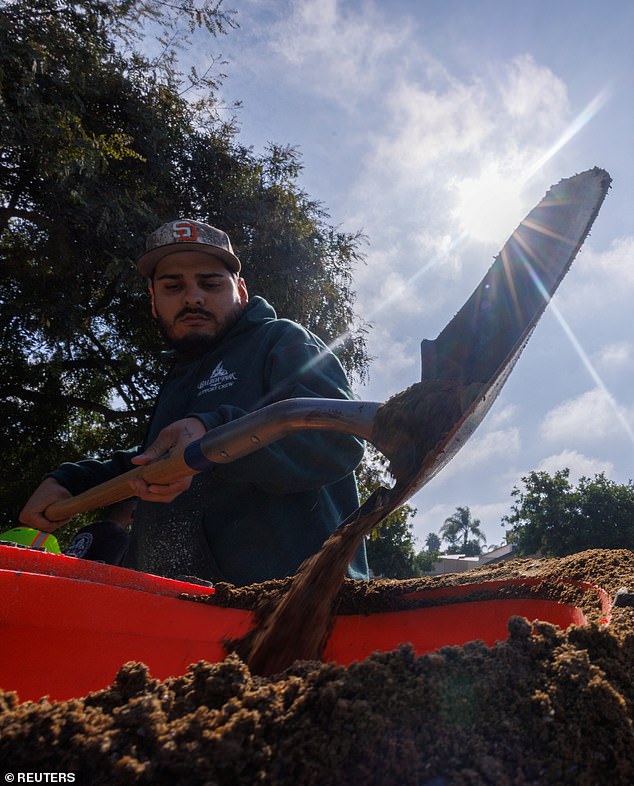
[404,167,611,496]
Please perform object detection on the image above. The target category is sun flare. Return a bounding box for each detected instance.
[452,164,526,245]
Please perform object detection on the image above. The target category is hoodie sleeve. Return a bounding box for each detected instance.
[47,448,140,496]
[189,324,365,495]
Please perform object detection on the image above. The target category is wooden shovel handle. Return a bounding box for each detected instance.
[43,398,380,524]
[45,450,196,522]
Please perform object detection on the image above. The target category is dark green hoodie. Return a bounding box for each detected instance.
[51,297,368,585]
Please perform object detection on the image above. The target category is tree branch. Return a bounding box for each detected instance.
[5,386,148,422]
[0,207,49,233]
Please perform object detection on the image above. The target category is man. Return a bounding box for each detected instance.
[20,220,368,585]
[63,498,135,565]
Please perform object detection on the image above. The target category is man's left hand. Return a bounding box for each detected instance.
[129,417,206,503]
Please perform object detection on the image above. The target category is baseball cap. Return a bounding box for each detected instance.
[137,219,241,277]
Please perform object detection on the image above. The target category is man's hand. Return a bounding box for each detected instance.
[19,477,73,532]
[129,417,206,503]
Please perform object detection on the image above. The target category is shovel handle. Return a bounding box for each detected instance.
[45,451,195,522]
[44,397,380,523]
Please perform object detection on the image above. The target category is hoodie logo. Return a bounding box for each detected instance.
[197,361,238,395]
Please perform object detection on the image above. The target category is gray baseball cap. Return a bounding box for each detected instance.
[137,219,241,276]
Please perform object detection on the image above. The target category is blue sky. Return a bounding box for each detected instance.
[193,0,634,549]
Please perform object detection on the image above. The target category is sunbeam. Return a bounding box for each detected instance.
[350,85,611,341]
[547,299,634,443]
[515,249,634,444]
[521,86,612,184]
[345,231,471,331]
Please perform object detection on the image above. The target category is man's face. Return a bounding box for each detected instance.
[150,251,248,354]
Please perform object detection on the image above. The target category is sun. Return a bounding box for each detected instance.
[452,163,526,245]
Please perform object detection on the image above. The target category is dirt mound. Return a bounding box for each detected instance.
[2,549,634,785]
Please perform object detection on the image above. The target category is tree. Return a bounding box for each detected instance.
[0,0,369,523]
[425,532,441,553]
[412,550,435,574]
[503,469,634,557]
[440,506,486,556]
[357,447,419,578]
[410,531,442,574]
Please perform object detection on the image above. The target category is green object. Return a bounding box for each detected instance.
[0,526,61,554]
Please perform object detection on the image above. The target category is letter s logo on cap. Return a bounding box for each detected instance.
[173,221,198,242]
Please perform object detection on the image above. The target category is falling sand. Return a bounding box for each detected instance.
[239,379,477,676]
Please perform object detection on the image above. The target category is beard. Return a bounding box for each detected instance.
[156,304,244,357]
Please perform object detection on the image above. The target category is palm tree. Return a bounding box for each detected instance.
[425,532,441,553]
[440,506,486,554]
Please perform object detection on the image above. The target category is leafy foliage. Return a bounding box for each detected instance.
[412,548,438,574]
[425,532,441,553]
[503,469,634,557]
[0,0,369,523]
[440,505,486,556]
[357,447,419,578]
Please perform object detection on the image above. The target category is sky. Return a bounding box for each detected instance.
[194,0,633,550]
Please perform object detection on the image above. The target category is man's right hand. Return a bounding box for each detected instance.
[19,477,72,532]
[128,417,205,503]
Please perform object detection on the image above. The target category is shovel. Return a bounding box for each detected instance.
[46,168,611,672]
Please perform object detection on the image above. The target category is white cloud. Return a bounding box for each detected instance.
[264,0,413,104]
[595,341,632,371]
[487,404,519,429]
[540,388,632,444]
[467,426,521,464]
[499,54,569,137]
[352,52,573,254]
[370,53,569,189]
[258,4,583,304]
[537,449,614,481]
[430,426,521,483]
[355,255,426,320]
[565,237,634,312]
[372,79,493,177]
[412,502,454,543]
[362,329,418,397]
[590,236,634,282]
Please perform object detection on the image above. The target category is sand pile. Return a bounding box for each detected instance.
[2,549,634,785]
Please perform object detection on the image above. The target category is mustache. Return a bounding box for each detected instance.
[175,307,215,320]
